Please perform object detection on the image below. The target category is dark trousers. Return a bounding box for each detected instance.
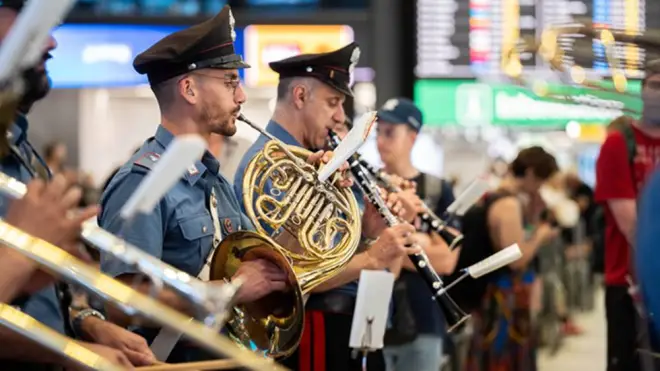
[606,285,641,371]
[279,310,385,371]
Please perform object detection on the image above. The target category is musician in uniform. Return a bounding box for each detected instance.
[97,6,301,364]
[0,1,154,369]
[234,43,423,371]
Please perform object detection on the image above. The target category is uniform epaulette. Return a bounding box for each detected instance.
[133,152,161,171]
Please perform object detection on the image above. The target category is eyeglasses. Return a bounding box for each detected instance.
[189,72,241,91]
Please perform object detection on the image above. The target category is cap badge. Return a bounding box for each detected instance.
[349,47,360,75]
[382,98,399,111]
[229,9,236,42]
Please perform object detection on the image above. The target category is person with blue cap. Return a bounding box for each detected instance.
[235,43,424,371]
[374,97,459,371]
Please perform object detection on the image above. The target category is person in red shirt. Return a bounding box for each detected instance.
[595,59,660,371]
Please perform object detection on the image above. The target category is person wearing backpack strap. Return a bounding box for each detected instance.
[599,59,660,371]
[374,97,459,371]
[463,147,559,371]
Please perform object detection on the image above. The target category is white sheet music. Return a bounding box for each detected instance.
[349,270,395,351]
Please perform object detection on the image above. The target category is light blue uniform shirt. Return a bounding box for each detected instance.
[2,115,65,335]
[98,125,253,362]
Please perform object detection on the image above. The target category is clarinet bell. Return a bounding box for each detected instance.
[437,293,471,332]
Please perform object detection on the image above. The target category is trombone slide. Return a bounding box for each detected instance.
[0,304,124,371]
[0,220,288,371]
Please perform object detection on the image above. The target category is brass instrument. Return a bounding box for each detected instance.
[0,219,286,371]
[0,172,237,330]
[0,304,123,371]
[502,23,660,115]
[209,114,363,358]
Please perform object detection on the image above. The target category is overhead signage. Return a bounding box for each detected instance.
[243,25,354,87]
[414,79,642,128]
[48,24,245,88]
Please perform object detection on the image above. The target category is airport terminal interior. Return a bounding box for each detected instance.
[0,0,658,370]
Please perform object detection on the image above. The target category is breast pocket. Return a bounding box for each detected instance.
[176,214,215,275]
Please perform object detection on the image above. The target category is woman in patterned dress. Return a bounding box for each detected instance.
[466,147,560,371]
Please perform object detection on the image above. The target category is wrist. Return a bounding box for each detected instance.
[73,309,106,341]
[362,247,383,270]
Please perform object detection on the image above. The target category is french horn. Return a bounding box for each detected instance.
[209,114,364,358]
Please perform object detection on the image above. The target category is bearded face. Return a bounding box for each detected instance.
[0,7,56,113]
[18,55,52,112]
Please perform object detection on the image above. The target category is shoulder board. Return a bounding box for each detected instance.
[133,152,161,171]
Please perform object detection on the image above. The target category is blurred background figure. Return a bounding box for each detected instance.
[43,140,68,175]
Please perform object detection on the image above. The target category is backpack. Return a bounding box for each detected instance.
[590,124,637,273]
[443,193,508,312]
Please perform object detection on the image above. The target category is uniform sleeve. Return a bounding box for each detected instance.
[98,171,166,278]
[595,132,636,202]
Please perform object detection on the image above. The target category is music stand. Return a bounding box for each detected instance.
[349,270,395,370]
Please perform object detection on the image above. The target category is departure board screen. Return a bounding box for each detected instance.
[415,0,471,77]
[415,0,657,79]
[416,0,538,78]
[592,0,654,78]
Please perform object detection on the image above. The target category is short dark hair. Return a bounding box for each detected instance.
[276,77,319,102]
[150,78,178,110]
[276,77,295,101]
[510,146,558,180]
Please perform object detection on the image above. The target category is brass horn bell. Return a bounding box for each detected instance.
[210,138,362,358]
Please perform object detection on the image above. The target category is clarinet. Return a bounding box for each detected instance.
[328,132,464,251]
[345,152,470,331]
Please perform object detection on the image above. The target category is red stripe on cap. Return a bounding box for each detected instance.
[298,312,313,371]
[312,311,326,371]
[324,66,348,73]
[199,41,234,54]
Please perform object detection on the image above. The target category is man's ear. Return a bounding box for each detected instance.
[291,84,307,110]
[179,76,198,105]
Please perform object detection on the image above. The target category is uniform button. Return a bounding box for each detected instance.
[202,226,208,233]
